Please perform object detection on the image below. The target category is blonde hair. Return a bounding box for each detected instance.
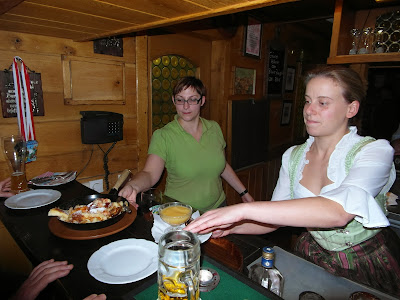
[305,66,366,104]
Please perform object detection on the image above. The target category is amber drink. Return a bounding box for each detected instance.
[160,205,192,225]
[159,202,192,232]
[2,135,28,194]
[11,171,28,194]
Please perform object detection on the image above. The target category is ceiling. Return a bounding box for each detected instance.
[0,0,399,42]
[0,0,297,41]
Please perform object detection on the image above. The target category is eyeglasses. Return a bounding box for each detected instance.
[174,96,202,105]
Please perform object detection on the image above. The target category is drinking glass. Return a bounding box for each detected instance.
[358,27,373,54]
[374,27,386,53]
[159,202,192,232]
[349,28,360,54]
[158,230,200,300]
[138,187,161,215]
[2,135,28,194]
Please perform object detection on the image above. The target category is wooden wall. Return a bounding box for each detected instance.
[0,21,329,199]
[0,30,138,188]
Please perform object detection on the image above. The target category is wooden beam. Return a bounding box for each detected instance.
[136,35,149,170]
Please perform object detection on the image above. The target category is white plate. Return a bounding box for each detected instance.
[5,189,62,209]
[30,172,76,186]
[87,239,158,284]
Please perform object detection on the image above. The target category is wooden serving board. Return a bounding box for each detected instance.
[48,205,137,240]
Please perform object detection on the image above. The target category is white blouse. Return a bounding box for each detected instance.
[271,126,396,228]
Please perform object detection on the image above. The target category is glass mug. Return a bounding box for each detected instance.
[2,135,28,194]
[158,230,200,300]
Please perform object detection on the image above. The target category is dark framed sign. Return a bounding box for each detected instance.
[93,37,123,57]
[266,43,285,97]
[243,17,262,59]
[0,71,44,118]
[280,100,292,126]
[285,66,296,92]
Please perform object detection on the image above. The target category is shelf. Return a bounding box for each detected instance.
[328,0,400,65]
[327,52,400,64]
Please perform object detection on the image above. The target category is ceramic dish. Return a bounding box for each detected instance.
[87,238,158,284]
[5,189,61,209]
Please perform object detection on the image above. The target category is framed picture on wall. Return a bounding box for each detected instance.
[243,17,262,59]
[234,67,256,95]
[285,66,296,92]
[280,101,292,126]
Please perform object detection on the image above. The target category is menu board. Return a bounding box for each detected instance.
[0,71,44,118]
[267,45,285,96]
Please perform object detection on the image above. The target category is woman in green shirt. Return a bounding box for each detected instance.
[119,77,254,212]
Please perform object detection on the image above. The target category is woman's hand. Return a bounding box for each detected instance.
[0,177,14,198]
[118,184,139,209]
[184,204,246,235]
[13,259,74,300]
[241,193,255,203]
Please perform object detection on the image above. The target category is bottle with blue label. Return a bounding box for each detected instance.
[248,247,284,297]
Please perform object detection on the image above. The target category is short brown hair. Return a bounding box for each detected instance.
[305,66,366,104]
[172,76,206,97]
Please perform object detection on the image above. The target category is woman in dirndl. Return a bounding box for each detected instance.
[185,65,400,297]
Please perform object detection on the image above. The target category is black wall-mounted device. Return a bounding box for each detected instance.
[80,111,123,144]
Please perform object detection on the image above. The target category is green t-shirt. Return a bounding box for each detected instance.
[148,116,226,212]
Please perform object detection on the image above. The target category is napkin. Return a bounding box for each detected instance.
[151,209,211,243]
[387,192,398,206]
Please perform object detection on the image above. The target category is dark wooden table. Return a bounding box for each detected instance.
[0,180,279,300]
[0,181,158,300]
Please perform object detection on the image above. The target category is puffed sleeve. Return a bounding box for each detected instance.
[320,140,395,228]
[271,146,295,201]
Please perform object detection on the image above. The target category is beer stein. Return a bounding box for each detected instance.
[2,135,28,194]
[158,230,200,300]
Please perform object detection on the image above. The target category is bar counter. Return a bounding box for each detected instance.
[0,180,279,300]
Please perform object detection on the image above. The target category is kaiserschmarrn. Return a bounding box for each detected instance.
[48,198,127,224]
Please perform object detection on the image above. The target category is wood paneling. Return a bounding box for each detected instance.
[136,35,150,171]
[0,0,296,41]
[0,30,137,187]
[224,156,282,205]
[62,56,126,105]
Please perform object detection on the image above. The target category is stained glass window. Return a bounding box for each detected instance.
[151,55,197,131]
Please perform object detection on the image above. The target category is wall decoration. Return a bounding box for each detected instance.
[266,44,285,97]
[244,17,262,59]
[234,67,256,95]
[0,70,44,118]
[285,66,296,92]
[151,55,197,131]
[93,37,123,57]
[280,101,292,126]
[62,56,125,105]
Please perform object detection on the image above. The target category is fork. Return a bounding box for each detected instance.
[31,171,75,183]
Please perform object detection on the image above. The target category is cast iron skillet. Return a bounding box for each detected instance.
[58,169,132,230]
